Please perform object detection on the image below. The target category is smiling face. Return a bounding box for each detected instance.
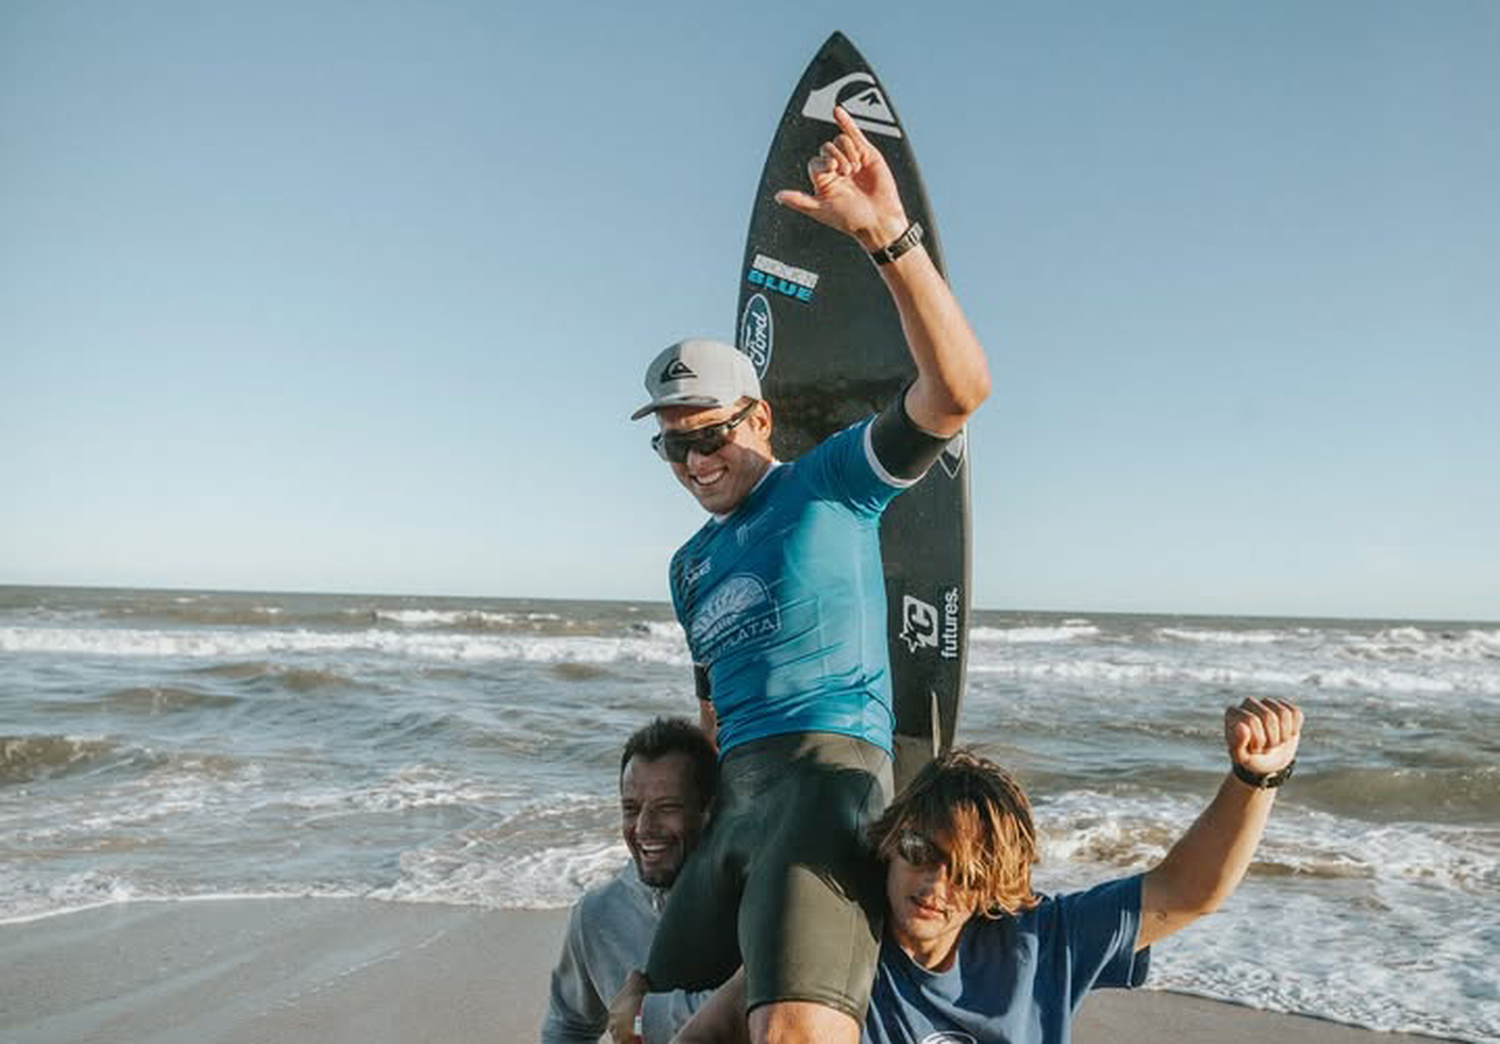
[884,828,979,971]
[620,751,707,888]
[656,400,773,515]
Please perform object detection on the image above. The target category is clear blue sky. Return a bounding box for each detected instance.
[3,1,1496,621]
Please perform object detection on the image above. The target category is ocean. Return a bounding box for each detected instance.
[1,586,1495,1042]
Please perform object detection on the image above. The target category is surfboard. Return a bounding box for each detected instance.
[735,32,971,794]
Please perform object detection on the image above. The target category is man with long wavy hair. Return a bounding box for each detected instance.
[669,696,1303,1044]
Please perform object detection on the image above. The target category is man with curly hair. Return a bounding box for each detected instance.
[670,696,1303,1044]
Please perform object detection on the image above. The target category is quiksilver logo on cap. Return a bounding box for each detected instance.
[662,359,697,382]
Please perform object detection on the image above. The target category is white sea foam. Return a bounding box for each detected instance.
[1029,792,1500,1040]
[0,869,144,923]
[970,623,1100,644]
[1033,789,1500,891]
[286,768,523,818]
[0,876,369,926]
[0,625,692,667]
[1146,885,1500,1041]
[5,757,263,844]
[967,650,1500,697]
[1157,627,1290,645]
[0,845,630,925]
[373,838,627,910]
[374,609,519,627]
[1343,626,1500,665]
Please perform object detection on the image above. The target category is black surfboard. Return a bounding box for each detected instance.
[735,32,971,793]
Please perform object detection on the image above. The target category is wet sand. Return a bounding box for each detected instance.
[0,899,1458,1043]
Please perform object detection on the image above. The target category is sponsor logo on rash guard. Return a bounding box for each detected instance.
[683,558,713,588]
[689,574,781,660]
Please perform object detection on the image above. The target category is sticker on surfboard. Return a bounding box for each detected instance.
[802,72,904,139]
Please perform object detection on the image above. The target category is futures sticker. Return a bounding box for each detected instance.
[941,586,961,660]
[803,72,903,139]
[739,293,774,377]
[899,595,939,653]
[746,253,819,304]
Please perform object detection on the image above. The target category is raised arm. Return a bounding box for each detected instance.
[1137,697,1303,950]
[776,106,990,437]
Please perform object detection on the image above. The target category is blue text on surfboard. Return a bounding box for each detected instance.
[746,269,814,303]
[747,252,819,304]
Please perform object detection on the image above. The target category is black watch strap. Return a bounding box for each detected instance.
[1233,759,1296,789]
[870,221,924,265]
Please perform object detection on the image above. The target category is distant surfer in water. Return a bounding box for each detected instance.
[618,106,990,1044]
[665,697,1305,1044]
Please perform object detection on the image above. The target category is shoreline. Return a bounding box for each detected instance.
[0,898,1467,1044]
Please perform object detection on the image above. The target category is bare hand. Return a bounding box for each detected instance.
[1224,697,1302,777]
[607,969,649,1044]
[671,967,749,1044]
[775,106,910,251]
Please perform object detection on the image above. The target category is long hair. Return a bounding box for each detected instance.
[867,748,1039,916]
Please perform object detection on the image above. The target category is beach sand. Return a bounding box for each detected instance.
[0,899,1456,1044]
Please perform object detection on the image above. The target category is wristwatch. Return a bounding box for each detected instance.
[1233,759,1296,789]
[869,220,924,265]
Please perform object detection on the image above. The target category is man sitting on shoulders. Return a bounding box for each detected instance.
[672,696,1303,1044]
[542,717,718,1044]
[620,103,991,1044]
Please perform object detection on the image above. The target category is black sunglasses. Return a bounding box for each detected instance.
[651,402,758,464]
[895,830,951,870]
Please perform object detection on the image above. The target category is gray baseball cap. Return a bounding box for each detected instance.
[631,339,763,420]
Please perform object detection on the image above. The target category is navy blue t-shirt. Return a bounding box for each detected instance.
[864,875,1151,1044]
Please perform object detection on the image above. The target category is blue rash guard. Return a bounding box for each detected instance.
[864,876,1151,1044]
[669,416,913,756]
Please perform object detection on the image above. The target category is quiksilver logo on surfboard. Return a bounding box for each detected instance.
[939,429,966,479]
[802,72,903,139]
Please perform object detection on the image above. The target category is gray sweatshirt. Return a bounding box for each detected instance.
[540,863,708,1044]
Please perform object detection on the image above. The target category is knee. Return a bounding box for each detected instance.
[749,1000,859,1044]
